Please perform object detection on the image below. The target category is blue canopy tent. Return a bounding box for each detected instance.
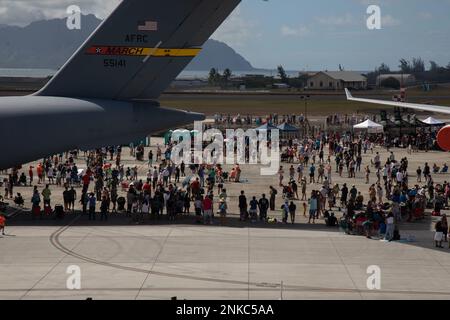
[277,123,300,139]
[256,123,279,141]
[256,123,279,131]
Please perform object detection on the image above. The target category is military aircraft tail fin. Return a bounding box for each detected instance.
[37,0,241,100]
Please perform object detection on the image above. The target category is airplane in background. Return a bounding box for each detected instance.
[0,0,242,169]
[345,88,450,151]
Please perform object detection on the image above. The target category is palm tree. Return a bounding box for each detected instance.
[208,68,218,85]
[223,68,232,88]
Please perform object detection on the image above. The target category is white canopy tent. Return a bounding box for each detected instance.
[353,119,384,133]
[421,117,445,126]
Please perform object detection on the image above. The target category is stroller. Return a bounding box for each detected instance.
[0,197,7,212]
[282,185,295,200]
[117,197,126,211]
[222,172,229,180]
[281,151,289,163]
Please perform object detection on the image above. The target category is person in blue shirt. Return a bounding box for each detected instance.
[399,192,407,203]
[198,167,205,187]
[281,200,289,224]
[249,197,258,222]
[309,164,316,184]
[392,193,400,204]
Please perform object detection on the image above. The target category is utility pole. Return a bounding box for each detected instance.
[300,95,311,136]
[300,95,310,119]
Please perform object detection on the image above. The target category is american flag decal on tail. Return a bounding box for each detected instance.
[138,20,158,31]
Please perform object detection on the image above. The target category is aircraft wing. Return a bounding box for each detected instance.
[345,88,450,115]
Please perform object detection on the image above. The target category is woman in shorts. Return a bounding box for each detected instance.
[218,198,227,225]
[435,219,444,248]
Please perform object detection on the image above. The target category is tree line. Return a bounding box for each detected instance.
[368,58,450,87]
[208,68,232,87]
[207,66,308,89]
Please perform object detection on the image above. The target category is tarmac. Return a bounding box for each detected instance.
[1,138,450,300]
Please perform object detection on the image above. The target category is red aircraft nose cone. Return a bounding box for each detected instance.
[437,125,450,151]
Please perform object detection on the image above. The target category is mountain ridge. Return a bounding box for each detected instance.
[0,14,255,71]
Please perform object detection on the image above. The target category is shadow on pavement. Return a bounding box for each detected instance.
[4,206,450,254]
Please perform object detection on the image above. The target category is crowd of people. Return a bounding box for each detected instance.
[213,112,372,127]
[0,145,249,226]
[228,129,450,245]
[0,124,449,247]
[213,113,309,126]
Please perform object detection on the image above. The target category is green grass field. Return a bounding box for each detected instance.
[160,93,450,116]
[1,85,450,117]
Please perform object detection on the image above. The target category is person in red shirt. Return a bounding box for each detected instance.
[191,178,200,199]
[28,166,34,186]
[82,174,91,194]
[143,181,151,196]
[37,164,43,184]
[202,196,213,225]
[0,214,6,235]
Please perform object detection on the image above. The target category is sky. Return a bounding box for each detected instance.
[0,0,449,71]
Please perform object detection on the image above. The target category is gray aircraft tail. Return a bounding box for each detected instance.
[37,0,241,100]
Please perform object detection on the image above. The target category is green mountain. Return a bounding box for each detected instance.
[0,15,254,71]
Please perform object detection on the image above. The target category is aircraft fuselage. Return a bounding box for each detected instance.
[0,96,204,169]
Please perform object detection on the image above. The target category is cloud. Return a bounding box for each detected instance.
[0,0,120,26]
[381,14,401,27]
[280,25,310,38]
[211,7,259,48]
[315,13,356,26]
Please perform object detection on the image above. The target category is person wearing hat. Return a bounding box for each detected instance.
[308,191,318,224]
[126,184,137,217]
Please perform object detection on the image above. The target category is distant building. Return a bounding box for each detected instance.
[273,83,290,89]
[376,74,416,87]
[307,71,367,90]
[170,78,208,88]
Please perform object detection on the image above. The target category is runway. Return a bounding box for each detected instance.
[1,145,449,300]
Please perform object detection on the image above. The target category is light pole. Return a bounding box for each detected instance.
[300,95,310,120]
[300,95,311,136]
